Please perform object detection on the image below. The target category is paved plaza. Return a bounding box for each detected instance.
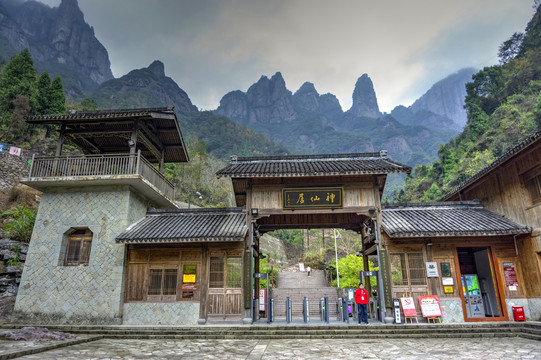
[0,337,538,359]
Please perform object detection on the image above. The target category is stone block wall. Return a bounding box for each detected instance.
[123,303,200,325]
[439,299,465,323]
[12,186,150,324]
[0,152,30,190]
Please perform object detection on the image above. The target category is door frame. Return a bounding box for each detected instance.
[206,250,244,320]
[453,244,509,322]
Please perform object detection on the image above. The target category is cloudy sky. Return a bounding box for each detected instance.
[39,0,535,112]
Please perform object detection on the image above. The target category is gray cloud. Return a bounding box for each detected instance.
[38,0,535,112]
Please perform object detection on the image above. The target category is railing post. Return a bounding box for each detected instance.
[136,150,141,175]
[29,153,35,177]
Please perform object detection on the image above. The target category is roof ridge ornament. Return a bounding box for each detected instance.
[379,150,388,158]
[231,155,238,164]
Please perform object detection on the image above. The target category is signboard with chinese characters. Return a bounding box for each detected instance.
[282,187,343,210]
[243,251,251,309]
[503,261,518,288]
[379,250,393,308]
[183,274,196,283]
[418,295,442,317]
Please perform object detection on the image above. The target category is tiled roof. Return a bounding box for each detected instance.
[216,152,411,178]
[382,200,531,238]
[441,130,541,200]
[25,107,188,163]
[116,208,248,244]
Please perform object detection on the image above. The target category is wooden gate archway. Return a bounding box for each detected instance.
[217,152,411,322]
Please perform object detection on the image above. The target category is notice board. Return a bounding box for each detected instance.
[400,297,417,317]
[418,295,442,317]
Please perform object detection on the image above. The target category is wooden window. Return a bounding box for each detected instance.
[64,228,92,266]
[209,254,242,289]
[526,173,541,204]
[147,266,178,301]
[210,256,225,288]
[226,256,242,288]
[390,253,408,286]
[390,252,426,286]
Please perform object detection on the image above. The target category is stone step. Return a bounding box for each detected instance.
[5,323,533,340]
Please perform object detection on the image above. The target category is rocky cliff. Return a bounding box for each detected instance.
[0,0,113,96]
[400,68,476,131]
[89,60,197,113]
[215,71,456,165]
[346,74,380,118]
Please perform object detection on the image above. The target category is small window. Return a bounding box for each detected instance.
[526,174,541,204]
[64,228,92,266]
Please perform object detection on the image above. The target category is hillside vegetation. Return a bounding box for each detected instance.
[395,5,541,202]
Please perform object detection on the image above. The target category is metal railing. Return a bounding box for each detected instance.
[28,151,175,199]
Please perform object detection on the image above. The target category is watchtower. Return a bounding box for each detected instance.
[13,107,188,324]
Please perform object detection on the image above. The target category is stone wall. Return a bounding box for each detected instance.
[12,186,150,324]
[259,234,288,266]
[0,152,30,189]
[123,303,200,325]
[439,299,465,323]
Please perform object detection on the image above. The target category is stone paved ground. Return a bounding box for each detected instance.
[9,337,541,359]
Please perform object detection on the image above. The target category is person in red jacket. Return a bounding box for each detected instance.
[354,282,369,324]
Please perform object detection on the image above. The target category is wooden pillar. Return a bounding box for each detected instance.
[55,123,66,157]
[199,244,208,322]
[159,149,165,173]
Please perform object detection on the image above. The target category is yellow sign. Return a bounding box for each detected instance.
[183,274,196,283]
[444,286,454,294]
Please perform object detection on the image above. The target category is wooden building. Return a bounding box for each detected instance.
[441,130,541,321]
[382,201,531,322]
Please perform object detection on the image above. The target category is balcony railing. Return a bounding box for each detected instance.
[28,151,175,200]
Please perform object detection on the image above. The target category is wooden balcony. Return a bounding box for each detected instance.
[23,151,177,208]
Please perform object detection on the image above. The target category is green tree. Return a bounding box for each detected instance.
[36,71,51,114]
[48,76,66,114]
[330,254,377,288]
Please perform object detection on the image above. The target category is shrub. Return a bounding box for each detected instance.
[1,205,37,243]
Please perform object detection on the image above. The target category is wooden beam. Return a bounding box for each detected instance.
[137,130,162,162]
[139,121,164,151]
[63,128,132,135]
[364,244,377,255]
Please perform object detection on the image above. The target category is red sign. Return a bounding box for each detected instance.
[400,297,417,317]
[181,284,196,290]
[418,295,442,317]
[503,262,518,287]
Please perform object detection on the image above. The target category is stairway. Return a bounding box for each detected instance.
[4,322,540,340]
[272,269,339,319]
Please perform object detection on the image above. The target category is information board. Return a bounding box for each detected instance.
[418,295,442,317]
[503,261,518,287]
[400,297,417,317]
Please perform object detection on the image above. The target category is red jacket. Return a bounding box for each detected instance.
[355,288,369,305]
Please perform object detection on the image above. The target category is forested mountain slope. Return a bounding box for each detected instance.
[395,5,541,202]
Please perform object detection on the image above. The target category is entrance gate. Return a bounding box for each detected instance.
[216,152,411,323]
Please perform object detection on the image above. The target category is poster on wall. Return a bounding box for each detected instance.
[400,297,417,317]
[426,262,439,277]
[503,261,518,288]
[418,295,443,317]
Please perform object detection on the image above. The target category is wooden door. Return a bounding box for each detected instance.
[207,252,243,319]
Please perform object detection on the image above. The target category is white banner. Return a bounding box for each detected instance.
[9,146,21,156]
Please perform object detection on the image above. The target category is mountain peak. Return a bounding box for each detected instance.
[348,74,380,118]
[148,60,165,77]
[295,82,317,95]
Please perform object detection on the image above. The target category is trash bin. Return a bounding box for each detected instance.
[512,306,526,321]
